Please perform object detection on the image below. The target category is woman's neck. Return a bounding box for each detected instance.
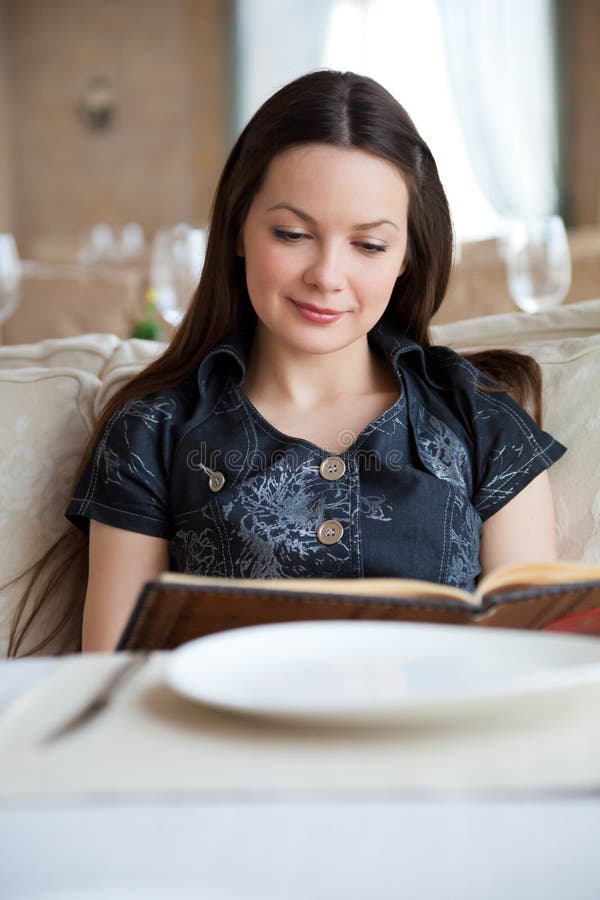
[243,328,395,409]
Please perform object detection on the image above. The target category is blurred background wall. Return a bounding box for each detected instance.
[0,0,599,258]
[561,0,600,225]
[0,0,598,334]
[0,0,13,233]
[0,0,229,259]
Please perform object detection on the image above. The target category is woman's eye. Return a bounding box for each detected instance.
[273,228,308,243]
[272,230,386,254]
[356,242,387,255]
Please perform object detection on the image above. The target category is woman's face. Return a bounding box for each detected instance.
[238,143,409,357]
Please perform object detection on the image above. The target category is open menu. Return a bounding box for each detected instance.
[117,560,600,650]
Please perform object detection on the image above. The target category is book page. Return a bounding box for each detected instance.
[157,572,477,606]
[476,560,600,600]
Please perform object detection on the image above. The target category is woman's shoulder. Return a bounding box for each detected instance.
[413,342,555,453]
[398,340,532,450]
[399,339,492,398]
[103,374,201,447]
[120,372,198,414]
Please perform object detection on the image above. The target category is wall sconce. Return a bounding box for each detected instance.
[79,75,117,132]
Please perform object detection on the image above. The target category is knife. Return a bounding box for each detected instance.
[41,654,149,744]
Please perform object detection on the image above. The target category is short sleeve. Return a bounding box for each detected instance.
[432,350,567,521]
[65,395,177,539]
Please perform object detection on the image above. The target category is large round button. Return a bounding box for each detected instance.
[208,471,225,492]
[319,456,346,481]
[316,519,344,545]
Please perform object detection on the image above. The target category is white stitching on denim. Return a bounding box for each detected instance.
[230,385,254,483]
[437,487,452,583]
[210,498,234,576]
[475,443,561,515]
[349,455,361,577]
[70,498,167,524]
[79,408,122,515]
[352,392,408,454]
[453,356,550,459]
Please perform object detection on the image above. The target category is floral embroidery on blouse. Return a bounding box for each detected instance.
[172,520,229,578]
[475,441,548,516]
[445,490,482,587]
[220,456,350,578]
[413,406,471,493]
[171,456,393,579]
[98,397,177,487]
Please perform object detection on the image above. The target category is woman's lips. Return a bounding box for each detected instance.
[289,298,345,324]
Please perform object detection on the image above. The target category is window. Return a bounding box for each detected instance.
[323,0,503,243]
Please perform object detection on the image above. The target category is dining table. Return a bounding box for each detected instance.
[1,649,600,899]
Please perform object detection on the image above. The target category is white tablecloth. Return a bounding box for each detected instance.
[3,655,600,899]
[1,653,600,798]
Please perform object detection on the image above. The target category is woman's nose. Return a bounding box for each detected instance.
[303,245,346,293]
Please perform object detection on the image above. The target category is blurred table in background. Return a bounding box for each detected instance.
[434,225,600,326]
[1,260,148,344]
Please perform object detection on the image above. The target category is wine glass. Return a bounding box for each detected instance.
[503,215,571,314]
[118,222,146,263]
[76,223,119,265]
[149,224,206,326]
[0,233,22,332]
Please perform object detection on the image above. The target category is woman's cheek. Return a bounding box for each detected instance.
[264,251,301,292]
[356,265,395,306]
[255,243,294,286]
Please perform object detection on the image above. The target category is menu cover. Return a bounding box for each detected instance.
[116,561,600,651]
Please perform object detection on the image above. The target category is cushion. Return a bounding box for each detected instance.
[0,334,123,377]
[0,368,99,656]
[95,338,165,416]
[511,335,600,563]
[432,298,600,347]
[0,337,163,656]
[0,334,164,418]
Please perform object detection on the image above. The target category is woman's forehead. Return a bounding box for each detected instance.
[253,143,409,220]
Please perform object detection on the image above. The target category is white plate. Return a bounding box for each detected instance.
[165,621,600,725]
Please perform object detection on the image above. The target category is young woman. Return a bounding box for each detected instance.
[33,71,567,652]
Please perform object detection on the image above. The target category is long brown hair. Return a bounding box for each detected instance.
[8,70,541,656]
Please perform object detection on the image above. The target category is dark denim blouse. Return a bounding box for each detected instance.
[66,325,567,592]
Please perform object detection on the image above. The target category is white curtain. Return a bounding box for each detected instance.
[437,0,560,218]
[234,0,336,133]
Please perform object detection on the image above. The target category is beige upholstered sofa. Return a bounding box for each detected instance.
[1,300,600,657]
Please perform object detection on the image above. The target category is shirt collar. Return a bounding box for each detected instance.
[197,321,442,395]
[368,321,422,365]
[197,329,248,396]
[370,322,448,391]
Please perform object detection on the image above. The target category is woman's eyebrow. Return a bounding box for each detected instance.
[266,203,399,231]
